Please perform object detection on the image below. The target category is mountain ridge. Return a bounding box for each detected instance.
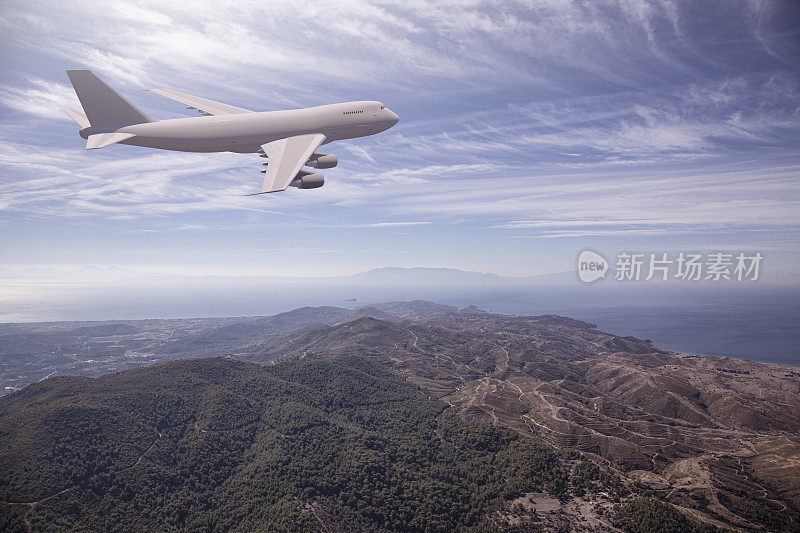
[0,355,609,531]
[1,300,798,531]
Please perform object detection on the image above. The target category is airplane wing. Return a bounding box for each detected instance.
[250,134,326,195]
[148,88,253,116]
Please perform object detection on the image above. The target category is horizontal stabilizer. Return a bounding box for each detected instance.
[86,132,135,150]
[65,108,90,129]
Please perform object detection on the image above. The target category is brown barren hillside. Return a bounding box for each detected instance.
[250,306,800,531]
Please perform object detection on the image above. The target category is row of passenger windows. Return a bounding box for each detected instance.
[343,110,364,114]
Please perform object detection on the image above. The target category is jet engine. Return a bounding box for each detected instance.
[290,171,324,189]
[305,153,338,169]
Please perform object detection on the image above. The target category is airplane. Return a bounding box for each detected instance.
[64,69,399,195]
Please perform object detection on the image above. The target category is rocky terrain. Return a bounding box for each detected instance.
[248,304,800,531]
[2,300,799,531]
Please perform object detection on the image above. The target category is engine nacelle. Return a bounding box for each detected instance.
[305,153,338,169]
[290,172,324,189]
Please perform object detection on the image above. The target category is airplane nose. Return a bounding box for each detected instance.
[389,110,399,125]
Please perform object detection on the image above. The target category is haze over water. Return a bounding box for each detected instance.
[2,276,797,367]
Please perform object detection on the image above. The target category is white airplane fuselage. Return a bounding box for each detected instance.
[65,69,398,193]
[78,100,399,154]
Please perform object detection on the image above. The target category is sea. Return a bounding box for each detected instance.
[1,278,797,367]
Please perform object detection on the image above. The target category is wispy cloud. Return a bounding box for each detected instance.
[3,0,789,100]
[368,221,430,227]
[0,0,798,280]
[0,77,79,120]
[0,138,283,217]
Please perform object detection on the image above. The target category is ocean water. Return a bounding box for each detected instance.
[1,278,797,367]
[446,285,800,367]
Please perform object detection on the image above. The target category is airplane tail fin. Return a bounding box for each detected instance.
[66,69,153,128]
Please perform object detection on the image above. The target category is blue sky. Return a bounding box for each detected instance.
[1,0,799,280]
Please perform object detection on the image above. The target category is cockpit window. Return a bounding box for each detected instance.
[380,105,385,109]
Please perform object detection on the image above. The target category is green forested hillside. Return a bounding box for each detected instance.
[612,497,721,533]
[0,356,571,531]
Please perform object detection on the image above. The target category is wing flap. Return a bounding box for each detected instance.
[254,134,326,194]
[149,88,252,116]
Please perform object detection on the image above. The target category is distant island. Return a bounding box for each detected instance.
[1,301,798,531]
